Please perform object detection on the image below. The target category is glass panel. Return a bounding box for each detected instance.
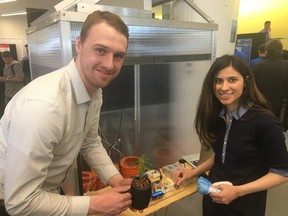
[100,60,211,168]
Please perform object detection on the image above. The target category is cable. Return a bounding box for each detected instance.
[108,139,125,163]
[82,171,97,193]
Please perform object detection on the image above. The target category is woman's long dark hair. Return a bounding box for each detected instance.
[194,54,270,148]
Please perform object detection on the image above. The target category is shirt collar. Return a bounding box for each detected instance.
[67,59,102,104]
[219,105,250,120]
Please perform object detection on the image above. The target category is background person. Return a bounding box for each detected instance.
[282,49,288,60]
[0,51,25,105]
[253,39,288,131]
[259,20,271,42]
[250,43,266,68]
[234,48,249,63]
[0,10,134,216]
[173,55,288,216]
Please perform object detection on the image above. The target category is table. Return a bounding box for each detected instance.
[87,163,198,216]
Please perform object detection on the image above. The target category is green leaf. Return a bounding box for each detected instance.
[134,154,153,179]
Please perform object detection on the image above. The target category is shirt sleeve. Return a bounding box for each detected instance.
[270,168,288,177]
[80,101,120,185]
[255,114,288,172]
[4,100,89,216]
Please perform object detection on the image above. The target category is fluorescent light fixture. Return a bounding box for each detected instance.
[1,11,27,17]
[0,0,17,3]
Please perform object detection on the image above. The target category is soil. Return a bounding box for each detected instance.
[132,177,151,189]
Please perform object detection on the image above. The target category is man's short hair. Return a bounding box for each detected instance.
[1,51,13,58]
[266,39,283,57]
[264,21,271,25]
[80,10,129,43]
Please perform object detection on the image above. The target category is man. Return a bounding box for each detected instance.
[0,11,133,216]
[259,20,271,42]
[0,51,25,105]
[253,39,288,131]
[250,43,266,68]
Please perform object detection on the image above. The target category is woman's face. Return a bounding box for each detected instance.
[214,66,245,113]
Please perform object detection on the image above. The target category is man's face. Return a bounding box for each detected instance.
[75,22,128,95]
[2,56,13,65]
[265,23,271,31]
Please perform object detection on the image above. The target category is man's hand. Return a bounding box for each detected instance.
[88,185,132,215]
[108,174,132,187]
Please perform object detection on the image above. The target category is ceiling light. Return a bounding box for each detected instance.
[0,0,17,3]
[1,11,27,17]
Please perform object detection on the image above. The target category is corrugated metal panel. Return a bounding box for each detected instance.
[69,22,213,65]
[127,25,212,56]
[28,22,69,79]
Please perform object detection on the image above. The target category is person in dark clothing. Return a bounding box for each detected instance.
[173,55,288,216]
[282,49,288,60]
[250,43,266,68]
[253,39,288,131]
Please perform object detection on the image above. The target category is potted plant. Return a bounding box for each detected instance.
[120,155,140,178]
[130,154,153,210]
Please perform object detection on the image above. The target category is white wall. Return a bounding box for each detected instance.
[0,15,28,59]
[171,0,240,57]
[194,0,240,57]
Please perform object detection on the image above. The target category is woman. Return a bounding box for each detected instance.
[173,55,288,216]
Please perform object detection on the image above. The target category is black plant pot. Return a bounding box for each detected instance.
[130,176,152,210]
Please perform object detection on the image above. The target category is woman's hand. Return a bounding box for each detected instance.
[210,184,240,205]
[173,168,194,187]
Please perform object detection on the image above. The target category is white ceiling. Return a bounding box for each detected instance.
[0,0,62,15]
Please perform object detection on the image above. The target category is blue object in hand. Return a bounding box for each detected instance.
[197,176,212,195]
[197,176,220,195]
